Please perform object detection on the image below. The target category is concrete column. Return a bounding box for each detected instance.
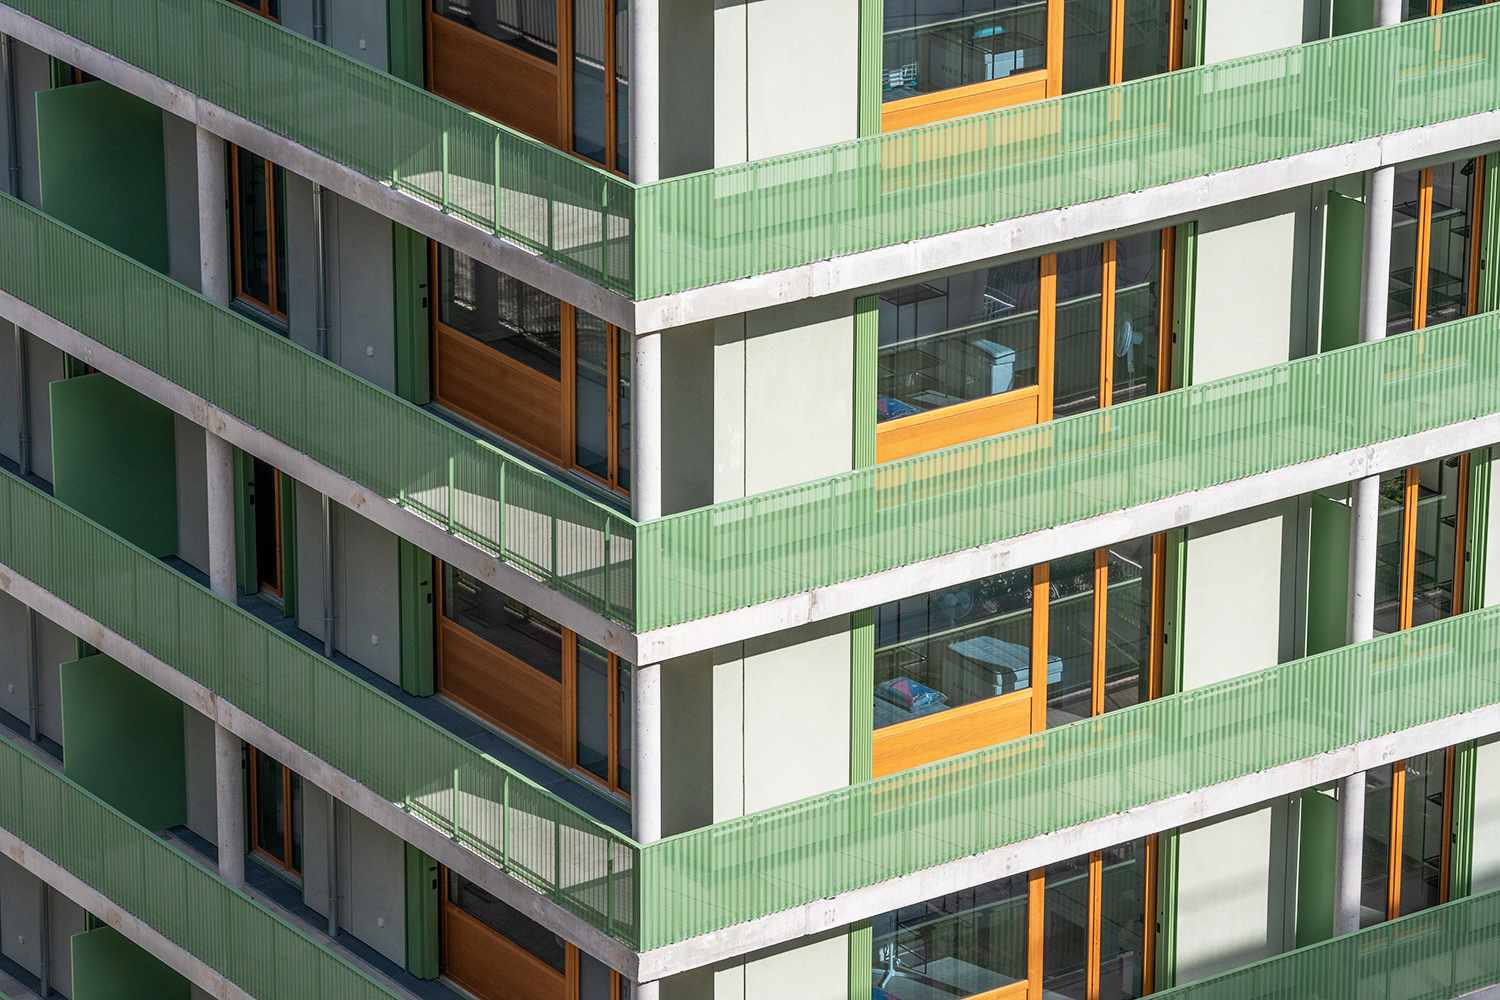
[214,721,244,885]
[630,332,662,521]
[195,127,229,305]
[205,432,237,602]
[632,662,662,845]
[1335,0,1403,937]
[629,0,660,184]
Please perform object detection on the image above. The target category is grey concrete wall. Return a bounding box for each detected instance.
[0,853,42,978]
[712,0,858,165]
[335,806,405,967]
[26,333,63,484]
[1202,0,1319,64]
[662,930,850,1000]
[161,111,202,290]
[7,38,46,208]
[0,590,28,723]
[280,0,389,70]
[0,596,71,744]
[32,612,70,745]
[301,784,334,920]
[181,706,217,843]
[173,415,209,574]
[1472,737,1500,893]
[660,0,715,177]
[46,887,84,998]
[0,326,17,464]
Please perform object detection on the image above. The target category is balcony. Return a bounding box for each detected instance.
[7,0,1500,305]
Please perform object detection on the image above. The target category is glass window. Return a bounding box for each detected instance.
[617,332,632,492]
[1043,855,1091,999]
[250,750,302,873]
[1374,471,1408,637]
[1411,458,1464,627]
[1361,765,1395,928]
[432,0,559,63]
[579,953,615,1000]
[1387,169,1424,336]
[615,0,630,175]
[1062,0,1111,94]
[872,872,1029,996]
[1121,0,1173,83]
[447,872,567,973]
[233,147,285,316]
[1054,245,1104,417]
[874,567,1034,731]
[443,566,564,681]
[616,659,632,795]
[883,0,1050,103]
[1047,552,1096,729]
[877,261,1041,423]
[573,0,608,165]
[1102,536,1153,715]
[1099,840,1150,1000]
[1425,159,1478,329]
[576,639,611,785]
[1111,232,1162,405]
[1398,751,1447,917]
[575,310,611,480]
[438,246,563,380]
[1402,0,1431,18]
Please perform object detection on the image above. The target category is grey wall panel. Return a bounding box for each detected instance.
[181,706,217,844]
[661,651,713,837]
[1473,737,1500,893]
[0,322,17,464]
[327,194,395,391]
[333,506,400,685]
[173,415,208,574]
[0,852,43,978]
[660,322,715,515]
[26,332,62,483]
[46,887,85,998]
[282,0,389,69]
[301,784,333,919]
[1203,0,1316,64]
[659,0,714,178]
[12,40,46,208]
[294,481,327,641]
[32,612,71,746]
[282,172,321,355]
[0,591,29,723]
[160,111,201,290]
[336,805,405,967]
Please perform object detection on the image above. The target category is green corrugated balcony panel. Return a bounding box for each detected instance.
[10,0,1500,299]
[0,731,400,999]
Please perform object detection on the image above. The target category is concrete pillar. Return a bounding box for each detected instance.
[1335,0,1403,937]
[214,721,244,885]
[633,661,662,845]
[629,0,659,184]
[195,126,229,305]
[631,332,662,521]
[205,432,236,602]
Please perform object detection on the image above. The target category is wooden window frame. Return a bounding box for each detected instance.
[247,747,300,876]
[230,0,278,18]
[229,147,287,321]
[434,563,631,800]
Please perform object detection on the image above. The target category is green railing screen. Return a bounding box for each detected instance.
[0,470,640,946]
[1155,888,1500,999]
[5,0,634,293]
[635,604,1500,948]
[9,2,1500,299]
[0,734,400,999]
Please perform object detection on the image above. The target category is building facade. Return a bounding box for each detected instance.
[2,0,1500,998]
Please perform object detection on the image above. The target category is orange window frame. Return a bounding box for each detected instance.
[230,0,278,17]
[229,148,287,320]
[247,747,299,876]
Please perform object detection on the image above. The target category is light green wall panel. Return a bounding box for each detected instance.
[853,295,877,471]
[1332,0,1376,36]
[61,654,185,833]
[388,0,426,86]
[50,373,177,557]
[1322,192,1366,353]
[398,539,435,697]
[404,843,440,979]
[36,81,168,273]
[71,927,189,1000]
[857,0,882,137]
[393,223,432,405]
[1296,789,1337,947]
[1306,494,1352,655]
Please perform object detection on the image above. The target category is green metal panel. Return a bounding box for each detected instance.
[848,921,872,1000]
[386,0,425,87]
[1306,495,1352,655]
[392,223,432,406]
[0,733,401,999]
[1153,887,1500,998]
[1321,193,1366,353]
[1332,0,1377,36]
[849,609,873,784]
[1183,0,1205,68]
[404,843,440,980]
[853,295,877,471]
[1450,741,1477,901]
[1467,449,1492,613]
[1171,223,1197,392]
[1479,158,1500,314]
[49,373,176,558]
[0,467,641,947]
[1154,828,1180,991]
[857,0,882,137]
[398,538,435,697]
[71,926,190,1000]
[61,654,185,832]
[1295,789,1337,947]
[233,448,257,597]
[35,81,167,274]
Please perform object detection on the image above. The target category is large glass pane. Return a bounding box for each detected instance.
[573,0,607,165]
[1111,232,1162,405]
[1361,765,1395,928]
[1398,750,1448,917]
[1054,245,1104,416]
[254,751,285,863]
[443,566,565,681]
[1425,159,1478,329]
[447,872,567,973]
[438,247,563,380]
[615,0,630,175]
[1062,0,1111,94]
[872,873,1029,997]
[1047,552,1096,728]
[1121,0,1173,83]
[1402,0,1431,19]
[877,261,1042,423]
[616,659,631,794]
[1387,169,1424,336]
[1099,840,1150,1000]
[617,331,632,491]
[883,0,1050,103]
[432,0,559,63]
[1374,471,1408,637]
[1102,536,1153,715]
[575,310,610,480]
[235,147,272,309]
[576,639,610,784]
[1043,855,1091,1000]
[1411,457,1464,626]
[579,953,614,1000]
[874,567,1034,731]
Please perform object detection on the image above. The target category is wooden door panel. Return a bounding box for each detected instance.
[438,620,569,761]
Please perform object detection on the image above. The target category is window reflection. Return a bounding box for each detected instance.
[438,246,562,380]
[1054,245,1104,416]
[1398,751,1447,917]
[1387,169,1423,336]
[443,565,565,681]
[883,0,1050,103]
[1412,458,1465,627]
[573,0,608,165]
[1373,471,1408,637]
[872,872,1029,997]
[432,0,559,63]
[1047,552,1096,729]
[1099,840,1150,1000]
[1111,232,1162,405]
[1121,0,1172,84]
[1043,854,1091,999]
[1425,160,1477,329]
[1361,764,1395,928]
[1062,0,1111,94]
[1102,536,1153,715]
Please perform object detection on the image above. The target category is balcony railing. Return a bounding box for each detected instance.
[8,194,1500,635]
[9,1,1500,298]
[0,732,400,999]
[1153,887,1500,999]
[0,469,639,946]
[9,462,1500,951]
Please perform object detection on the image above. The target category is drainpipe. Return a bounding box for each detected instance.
[326,789,339,937]
[1335,0,1403,940]
[321,492,336,659]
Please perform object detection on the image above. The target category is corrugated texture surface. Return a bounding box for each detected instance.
[0,191,638,627]
[635,311,1500,629]
[7,0,633,291]
[1154,887,1500,999]
[636,604,1500,947]
[856,0,882,138]
[852,295,877,470]
[0,733,399,999]
[0,469,640,946]
[634,6,1500,297]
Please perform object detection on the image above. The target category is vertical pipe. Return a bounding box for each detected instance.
[23,607,37,742]
[313,183,330,360]
[312,0,328,43]
[2,33,21,197]
[631,332,662,522]
[632,662,662,845]
[321,493,336,659]
[326,789,339,937]
[12,326,29,477]
[1336,0,1403,938]
[629,0,660,184]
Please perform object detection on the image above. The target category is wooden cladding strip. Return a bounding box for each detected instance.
[871,689,1032,778]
